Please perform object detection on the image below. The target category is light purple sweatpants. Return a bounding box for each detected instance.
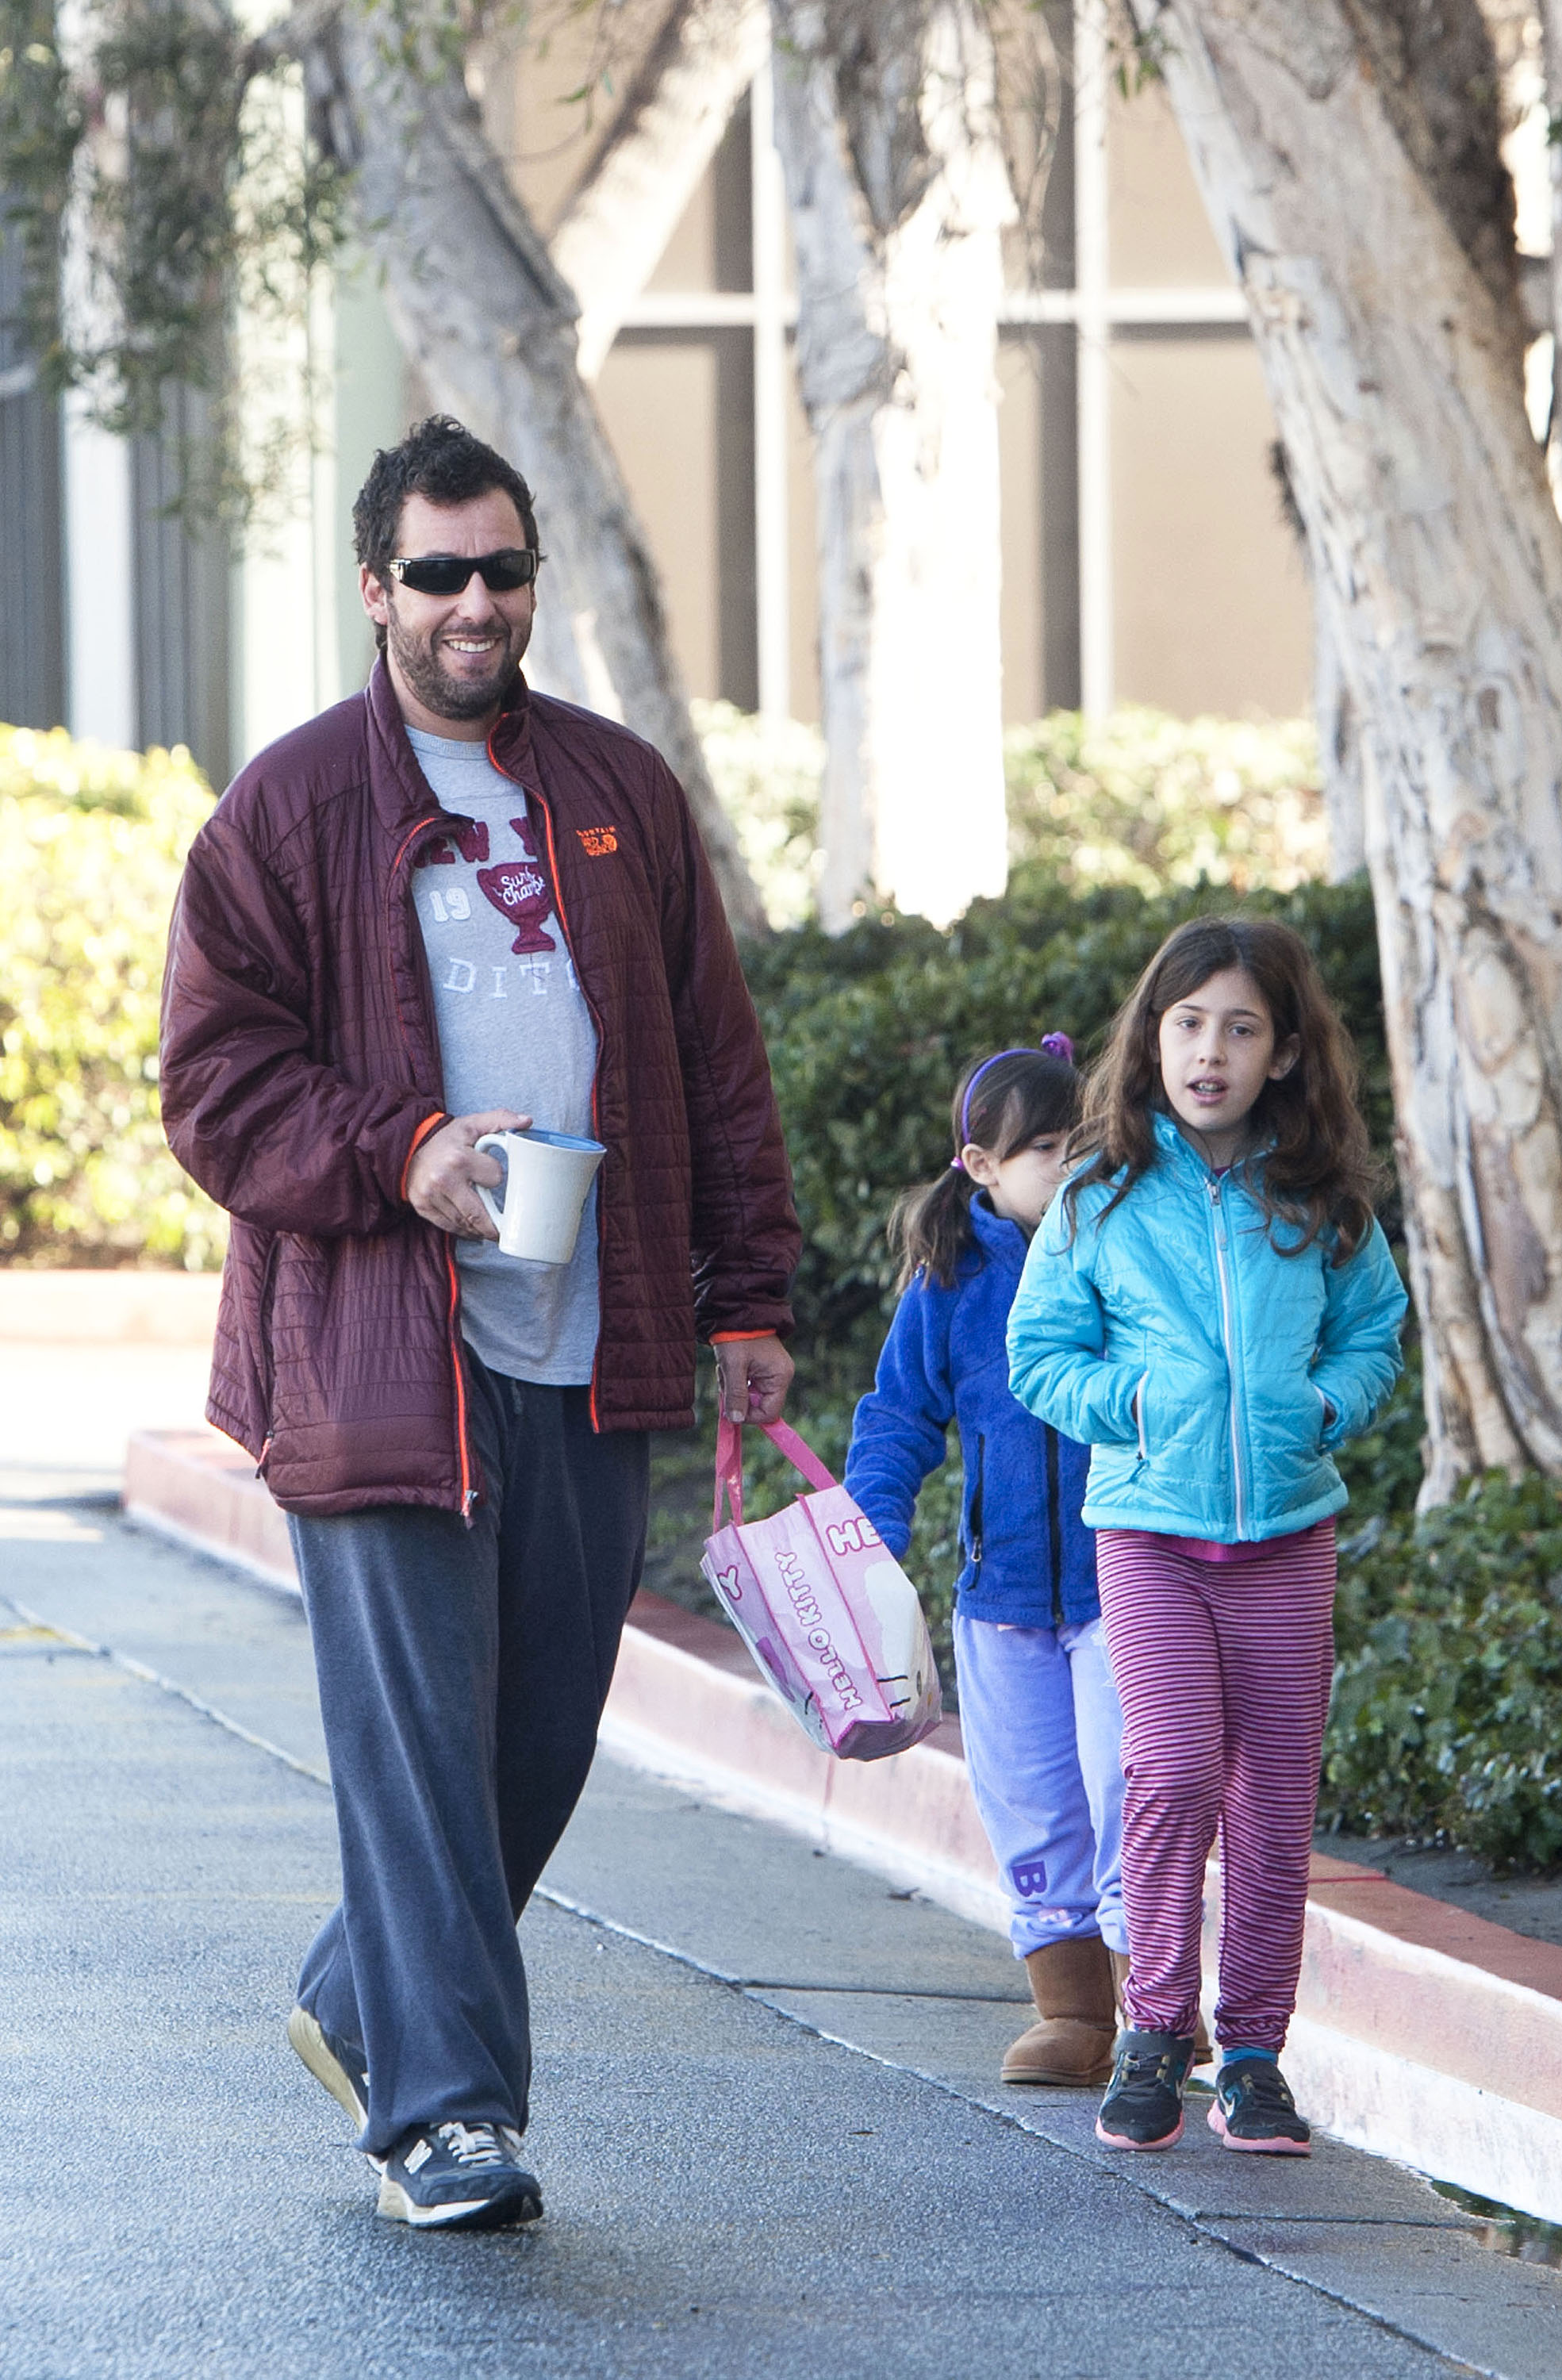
[1094,1522,1337,2052]
[954,1608,1127,1959]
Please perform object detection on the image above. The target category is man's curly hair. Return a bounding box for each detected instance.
[353,415,540,575]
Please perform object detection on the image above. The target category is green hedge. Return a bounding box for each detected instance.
[1321,1472,1562,1868]
[1004,709,1326,894]
[0,725,225,1267]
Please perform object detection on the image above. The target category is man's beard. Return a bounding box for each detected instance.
[386,608,527,722]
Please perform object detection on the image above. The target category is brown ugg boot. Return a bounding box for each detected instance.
[1001,1936,1116,2085]
[1109,1949,1214,2065]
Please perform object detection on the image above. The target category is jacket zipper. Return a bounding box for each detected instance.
[969,1434,985,1567]
[1207,1175,1248,1537]
[444,1244,477,1517]
[489,739,610,1434]
[1045,1424,1063,1625]
[386,809,478,1518]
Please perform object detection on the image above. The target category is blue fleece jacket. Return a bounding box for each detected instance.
[1007,1113,1407,1542]
[845,1195,1098,1628]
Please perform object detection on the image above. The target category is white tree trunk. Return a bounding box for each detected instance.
[769,0,1012,930]
[304,11,767,935]
[1314,588,1366,881]
[1543,0,1562,506]
[551,0,769,382]
[1137,0,1562,1495]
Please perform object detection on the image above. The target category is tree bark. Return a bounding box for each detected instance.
[1269,431,1365,878]
[768,0,1012,930]
[302,10,767,935]
[1314,586,1366,881]
[1543,0,1562,503]
[551,0,769,381]
[1133,0,1562,1496]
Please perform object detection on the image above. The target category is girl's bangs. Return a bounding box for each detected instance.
[991,1065,1080,1159]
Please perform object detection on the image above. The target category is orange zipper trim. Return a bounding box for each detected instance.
[446,1246,475,1516]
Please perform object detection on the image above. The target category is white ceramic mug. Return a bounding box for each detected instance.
[472,1129,606,1266]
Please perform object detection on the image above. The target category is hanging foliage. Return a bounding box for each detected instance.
[0,0,352,519]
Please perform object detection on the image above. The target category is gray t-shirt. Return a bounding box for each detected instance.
[408,727,601,1386]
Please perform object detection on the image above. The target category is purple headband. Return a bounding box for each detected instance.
[952,1035,1077,1167]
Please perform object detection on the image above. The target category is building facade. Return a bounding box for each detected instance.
[0,14,1316,787]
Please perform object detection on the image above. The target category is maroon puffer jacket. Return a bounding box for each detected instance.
[159,662,799,1517]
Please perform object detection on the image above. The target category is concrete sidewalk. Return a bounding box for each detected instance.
[6,1488,1562,2378]
[121,1423,1562,2228]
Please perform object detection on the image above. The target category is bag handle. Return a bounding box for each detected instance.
[712,1416,838,1532]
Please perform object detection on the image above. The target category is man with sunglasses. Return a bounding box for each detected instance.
[160,415,799,2232]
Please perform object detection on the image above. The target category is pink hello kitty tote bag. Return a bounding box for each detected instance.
[700,1418,942,1761]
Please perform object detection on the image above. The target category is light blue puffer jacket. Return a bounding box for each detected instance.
[1007,1114,1407,1543]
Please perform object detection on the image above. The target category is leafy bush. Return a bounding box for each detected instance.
[1005,709,1327,894]
[702,704,1329,927]
[694,699,824,929]
[1321,1472,1562,1868]
[0,725,225,1268]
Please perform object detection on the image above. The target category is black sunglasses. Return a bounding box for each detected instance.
[384,548,539,596]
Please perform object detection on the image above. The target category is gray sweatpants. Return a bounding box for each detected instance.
[288,1355,649,2158]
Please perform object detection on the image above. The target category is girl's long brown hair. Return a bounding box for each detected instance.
[1061,916,1378,1264]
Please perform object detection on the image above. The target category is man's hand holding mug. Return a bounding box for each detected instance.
[405,1110,532,1241]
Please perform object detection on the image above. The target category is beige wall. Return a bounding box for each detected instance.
[998,342,1046,723]
[1107,79,1230,289]
[595,339,723,699]
[1110,334,1311,719]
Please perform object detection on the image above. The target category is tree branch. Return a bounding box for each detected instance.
[550,0,768,378]
[243,0,343,83]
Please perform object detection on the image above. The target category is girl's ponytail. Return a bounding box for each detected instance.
[889,1165,981,1293]
[890,1042,1080,1292]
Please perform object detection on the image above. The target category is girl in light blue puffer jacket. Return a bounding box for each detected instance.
[1007,917,1406,2161]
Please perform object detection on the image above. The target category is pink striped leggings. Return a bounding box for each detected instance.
[1095,1522,1337,2053]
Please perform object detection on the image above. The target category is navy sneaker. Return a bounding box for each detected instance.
[287,2006,370,2132]
[1095,2029,1196,2149]
[1208,2056,1311,2155]
[377,2121,544,2230]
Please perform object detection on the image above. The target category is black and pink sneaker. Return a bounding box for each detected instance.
[1095,2029,1196,2149]
[1208,2056,1311,2155]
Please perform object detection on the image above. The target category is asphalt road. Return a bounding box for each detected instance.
[4,1483,1560,2380]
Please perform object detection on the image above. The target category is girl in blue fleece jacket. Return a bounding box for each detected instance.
[846,1043,1129,2090]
